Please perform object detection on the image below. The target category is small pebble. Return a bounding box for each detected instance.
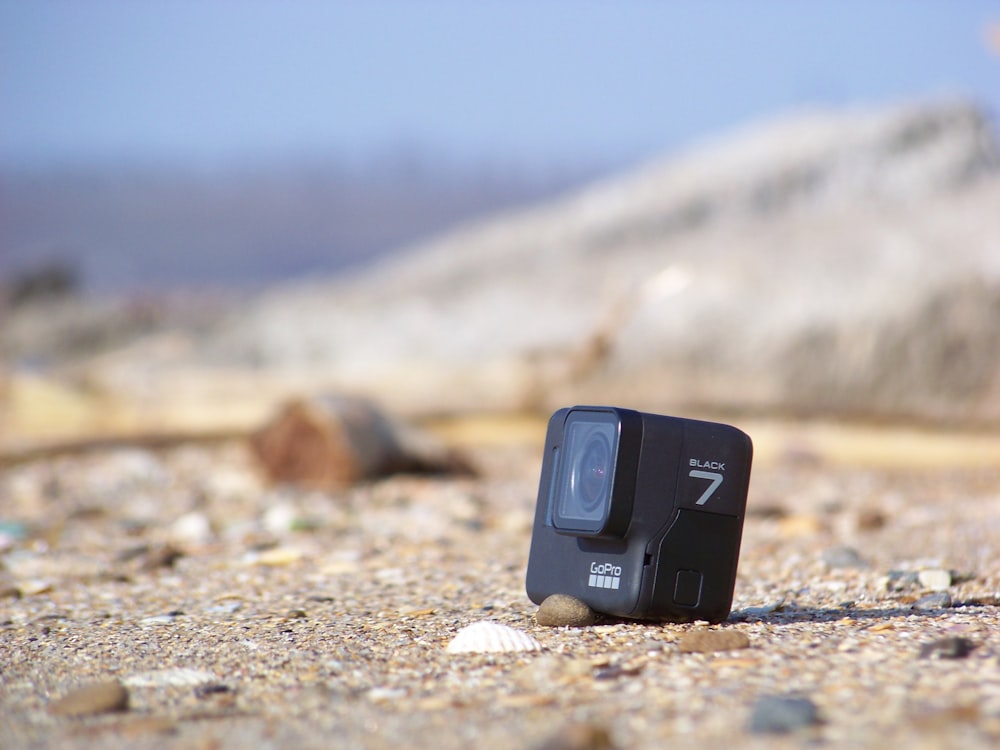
[252,547,304,566]
[537,594,597,627]
[746,503,788,519]
[884,571,920,592]
[140,543,183,571]
[594,663,643,680]
[366,687,407,702]
[49,680,129,717]
[194,683,234,698]
[855,509,887,531]
[677,628,751,653]
[140,611,183,626]
[912,592,952,610]
[118,716,178,738]
[919,636,975,659]
[533,722,617,750]
[18,580,54,596]
[748,695,820,734]
[917,569,952,592]
[0,520,29,549]
[117,543,184,571]
[821,546,868,569]
[777,515,823,537]
[169,512,212,544]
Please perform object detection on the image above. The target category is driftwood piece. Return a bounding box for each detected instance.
[249,395,474,489]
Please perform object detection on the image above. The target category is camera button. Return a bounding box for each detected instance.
[673,569,703,607]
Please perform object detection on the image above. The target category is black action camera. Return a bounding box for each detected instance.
[526,406,752,623]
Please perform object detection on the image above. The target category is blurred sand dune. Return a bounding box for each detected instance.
[3,98,1000,461]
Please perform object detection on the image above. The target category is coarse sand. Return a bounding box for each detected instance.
[2,429,1000,749]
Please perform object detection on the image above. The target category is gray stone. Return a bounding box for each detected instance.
[912,592,953,610]
[822,546,869,569]
[749,695,821,734]
[885,570,920,591]
[536,594,597,627]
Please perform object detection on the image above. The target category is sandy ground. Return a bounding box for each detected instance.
[2,421,1000,749]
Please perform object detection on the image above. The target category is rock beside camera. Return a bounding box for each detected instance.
[536,594,597,627]
[250,394,473,489]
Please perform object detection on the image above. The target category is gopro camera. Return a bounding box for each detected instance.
[526,406,752,622]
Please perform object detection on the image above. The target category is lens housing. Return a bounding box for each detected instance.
[551,408,639,537]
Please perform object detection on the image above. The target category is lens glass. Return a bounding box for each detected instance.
[554,412,619,530]
[573,432,611,516]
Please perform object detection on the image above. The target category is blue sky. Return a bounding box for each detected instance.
[1,1,999,171]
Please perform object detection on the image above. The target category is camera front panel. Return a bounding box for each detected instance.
[526,407,650,614]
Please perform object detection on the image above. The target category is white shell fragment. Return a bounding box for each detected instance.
[918,569,952,591]
[446,621,542,654]
[123,668,219,688]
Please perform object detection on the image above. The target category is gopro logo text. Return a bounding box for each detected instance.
[588,561,622,590]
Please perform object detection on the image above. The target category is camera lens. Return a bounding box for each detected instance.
[574,434,611,513]
[552,412,620,533]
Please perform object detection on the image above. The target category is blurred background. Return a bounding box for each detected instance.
[2,1,1000,450]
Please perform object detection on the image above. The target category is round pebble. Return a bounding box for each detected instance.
[170,511,212,544]
[49,680,129,717]
[677,628,751,653]
[536,594,597,627]
[912,592,952,610]
[748,695,820,734]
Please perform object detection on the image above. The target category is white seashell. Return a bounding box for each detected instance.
[124,668,218,688]
[446,621,541,654]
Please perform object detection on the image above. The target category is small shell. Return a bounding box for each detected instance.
[446,621,542,654]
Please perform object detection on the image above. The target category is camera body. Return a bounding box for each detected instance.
[526,406,752,623]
